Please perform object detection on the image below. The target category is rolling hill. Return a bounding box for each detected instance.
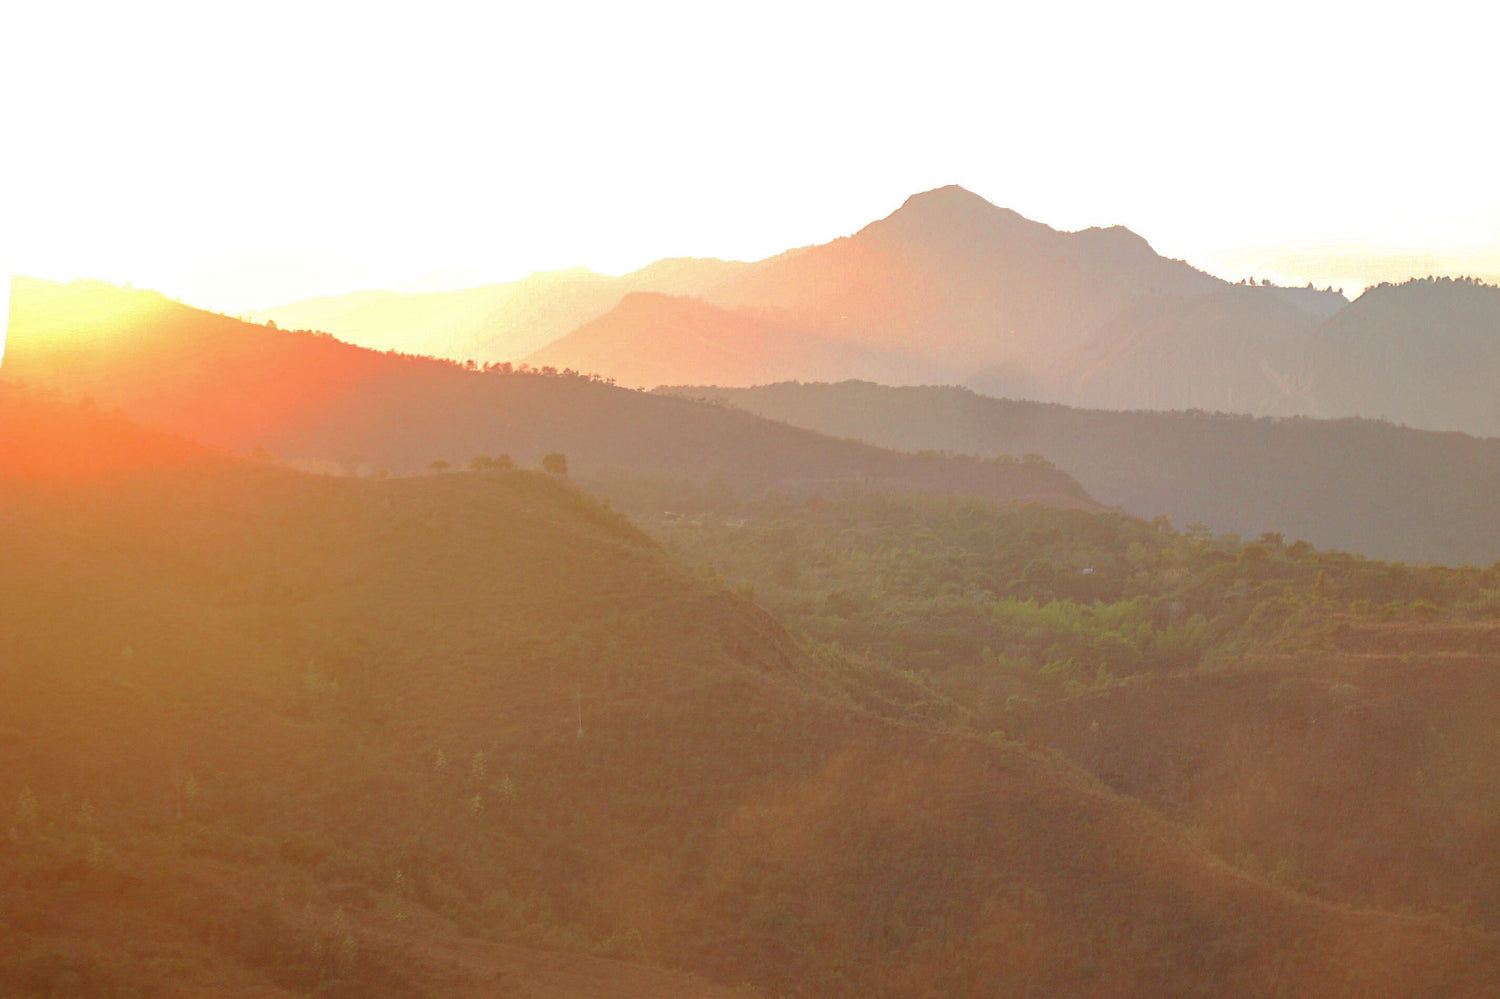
[663,380,1500,565]
[632,484,1500,946]
[5,382,1498,998]
[2,277,1090,508]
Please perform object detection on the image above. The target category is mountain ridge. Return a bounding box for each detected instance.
[660,379,1500,565]
[2,277,1094,510]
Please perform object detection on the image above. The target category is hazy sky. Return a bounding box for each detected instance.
[3,0,1498,315]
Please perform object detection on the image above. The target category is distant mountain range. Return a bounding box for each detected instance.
[255,187,1500,439]
[2,277,1090,509]
[663,380,1500,566]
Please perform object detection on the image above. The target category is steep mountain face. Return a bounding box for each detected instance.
[4,384,1497,998]
[1,278,1092,508]
[663,380,1500,566]
[702,186,1224,371]
[529,186,1252,389]
[1304,277,1500,437]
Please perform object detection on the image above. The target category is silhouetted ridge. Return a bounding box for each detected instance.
[2,278,1096,508]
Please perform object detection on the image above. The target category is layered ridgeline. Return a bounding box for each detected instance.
[663,381,1500,566]
[1,278,1088,507]
[10,384,1498,997]
[256,189,1500,439]
[256,186,1348,396]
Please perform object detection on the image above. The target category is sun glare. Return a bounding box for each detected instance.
[6,279,174,359]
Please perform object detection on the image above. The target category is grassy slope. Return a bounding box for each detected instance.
[4,386,1496,996]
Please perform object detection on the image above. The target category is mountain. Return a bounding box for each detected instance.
[258,187,1350,400]
[661,380,1500,565]
[1026,286,1322,414]
[695,186,1226,373]
[5,382,1497,998]
[1,277,1090,508]
[252,259,747,362]
[527,292,944,389]
[250,190,1500,441]
[1304,277,1500,437]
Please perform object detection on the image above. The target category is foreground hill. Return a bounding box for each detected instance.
[8,386,1493,996]
[1030,627,1500,926]
[1,278,1089,508]
[665,380,1500,565]
[632,485,1500,941]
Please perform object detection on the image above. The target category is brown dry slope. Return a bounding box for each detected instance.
[1028,618,1500,928]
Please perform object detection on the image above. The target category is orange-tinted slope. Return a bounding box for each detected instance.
[1029,619,1500,926]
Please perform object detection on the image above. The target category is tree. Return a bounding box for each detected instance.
[429,459,451,473]
[542,452,568,476]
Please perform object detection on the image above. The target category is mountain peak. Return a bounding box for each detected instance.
[862,186,1041,250]
[892,185,1030,224]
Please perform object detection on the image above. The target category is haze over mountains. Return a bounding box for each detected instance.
[665,381,1500,566]
[257,186,1500,439]
[2,278,1089,509]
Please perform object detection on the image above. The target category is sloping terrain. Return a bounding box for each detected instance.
[1,278,1090,508]
[1035,287,1322,414]
[1303,277,1500,437]
[1028,619,1500,926]
[627,484,1500,968]
[527,292,942,389]
[250,260,747,363]
[670,380,1500,565]
[4,385,1497,997]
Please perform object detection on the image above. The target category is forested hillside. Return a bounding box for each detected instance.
[632,483,1500,935]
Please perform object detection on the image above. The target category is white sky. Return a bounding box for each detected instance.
[3,0,1499,317]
